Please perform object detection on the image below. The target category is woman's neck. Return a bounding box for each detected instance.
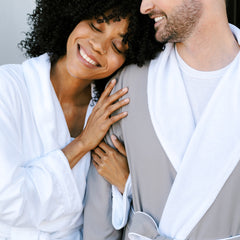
[50,56,92,137]
[50,56,92,106]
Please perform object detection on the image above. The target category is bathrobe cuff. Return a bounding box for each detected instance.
[112,174,132,229]
[26,149,81,214]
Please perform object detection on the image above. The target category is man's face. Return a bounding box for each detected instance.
[140,0,202,43]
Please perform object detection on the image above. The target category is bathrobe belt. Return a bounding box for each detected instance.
[128,211,240,240]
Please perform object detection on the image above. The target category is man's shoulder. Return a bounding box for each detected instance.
[122,62,151,76]
[114,62,151,88]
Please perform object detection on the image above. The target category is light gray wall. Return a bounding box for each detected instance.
[0,0,35,65]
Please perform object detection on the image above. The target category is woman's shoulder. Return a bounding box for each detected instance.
[0,54,50,96]
[0,63,24,93]
[0,64,27,113]
[0,63,23,77]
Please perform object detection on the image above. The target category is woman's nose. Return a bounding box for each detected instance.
[140,0,155,14]
[89,39,107,55]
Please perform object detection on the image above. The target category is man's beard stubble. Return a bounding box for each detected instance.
[155,0,203,43]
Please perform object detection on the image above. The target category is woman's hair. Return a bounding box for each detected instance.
[19,0,164,98]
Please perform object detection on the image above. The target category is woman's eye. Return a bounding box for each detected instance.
[112,42,123,54]
[90,23,101,32]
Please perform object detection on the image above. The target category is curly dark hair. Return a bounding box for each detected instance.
[19,0,164,98]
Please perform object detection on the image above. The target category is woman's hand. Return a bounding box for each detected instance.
[79,79,129,150]
[63,79,129,168]
[92,135,129,194]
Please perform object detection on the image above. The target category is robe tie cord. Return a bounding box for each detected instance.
[128,211,172,240]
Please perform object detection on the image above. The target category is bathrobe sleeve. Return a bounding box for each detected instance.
[0,67,81,228]
[112,175,132,229]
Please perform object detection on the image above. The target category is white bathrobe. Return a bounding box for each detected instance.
[0,54,93,240]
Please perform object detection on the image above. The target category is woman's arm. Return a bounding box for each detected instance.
[0,93,80,228]
[0,73,128,229]
[62,79,130,168]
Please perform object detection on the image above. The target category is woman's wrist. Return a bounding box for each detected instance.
[62,138,89,168]
[117,173,129,194]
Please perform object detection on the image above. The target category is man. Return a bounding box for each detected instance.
[83,0,240,239]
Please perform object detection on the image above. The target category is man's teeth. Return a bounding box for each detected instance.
[80,48,97,66]
[154,16,164,23]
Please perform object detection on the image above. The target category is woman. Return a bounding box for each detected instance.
[0,0,162,239]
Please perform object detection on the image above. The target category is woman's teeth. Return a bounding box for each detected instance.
[79,48,97,66]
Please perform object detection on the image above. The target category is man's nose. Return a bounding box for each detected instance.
[140,0,155,14]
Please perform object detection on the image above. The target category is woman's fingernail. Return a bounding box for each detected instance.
[111,135,117,140]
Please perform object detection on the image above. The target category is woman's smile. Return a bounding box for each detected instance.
[77,44,101,68]
[65,17,128,81]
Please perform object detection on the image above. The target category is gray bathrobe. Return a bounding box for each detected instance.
[83,58,240,240]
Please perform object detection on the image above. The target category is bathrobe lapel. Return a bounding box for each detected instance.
[149,25,240,239]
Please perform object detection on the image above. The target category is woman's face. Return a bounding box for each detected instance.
[65,16,129,81]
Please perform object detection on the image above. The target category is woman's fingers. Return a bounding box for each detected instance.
[97,81,128,107]
[93,146,105,157]
[92,152,102,166]
[92,141,129,194]
[108,111,128,125]
[98,141,110,151]
[105,87,128,105]
[104,98,129,117]
[93,80,129,122]
[97,79,128,104]
[98,79,117,102]
[111,135,126,156]
[98,138,126,156]
[92,159,100,170]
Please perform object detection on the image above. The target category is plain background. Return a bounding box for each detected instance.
[0,0,35,65]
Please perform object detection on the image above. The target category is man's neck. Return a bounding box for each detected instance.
[176,20,240,71]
